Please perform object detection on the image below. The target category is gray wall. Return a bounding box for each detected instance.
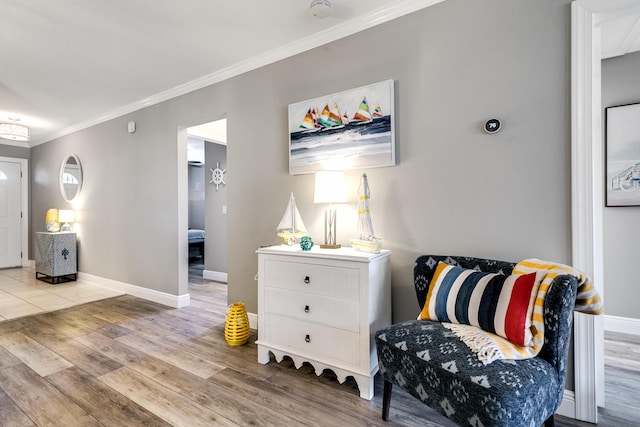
[0,145,30,160]
[602,51,640,319]
[205,142,227,274]
[30,0,572,317]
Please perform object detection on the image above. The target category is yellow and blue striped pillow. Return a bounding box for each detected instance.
[418,261,540,347]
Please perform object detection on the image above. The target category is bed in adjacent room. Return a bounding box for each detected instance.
[188,228,205,259]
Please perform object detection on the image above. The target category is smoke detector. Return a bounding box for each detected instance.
[310,0,331,18]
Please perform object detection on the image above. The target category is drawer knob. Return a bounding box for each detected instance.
[305,334,311,343]
[304,305,310,313]
[304,276,310,284]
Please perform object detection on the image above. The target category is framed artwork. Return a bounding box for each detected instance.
[606,102,640,207]
[288,79,395,175]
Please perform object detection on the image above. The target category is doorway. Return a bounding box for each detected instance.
[572,0,640,423]
[0,157,28,269]
[186,119,228,284]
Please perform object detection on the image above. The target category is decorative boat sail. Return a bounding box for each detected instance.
[342,111,350,125]
[351,97,373,124]
[299,109,318,131]
[276,192,308,245]
[372,103,383,119]
[317,103,345,130]
[295,94,384,134]
[350,173,382,253]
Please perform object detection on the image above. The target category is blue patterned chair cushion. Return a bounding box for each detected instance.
[375,255,578,427]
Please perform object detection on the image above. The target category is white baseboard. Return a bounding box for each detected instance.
[203,269,228,283]
[248,312,257,330]
[604,315,640,337]
[557,390,575,419]
[78,272,190,309]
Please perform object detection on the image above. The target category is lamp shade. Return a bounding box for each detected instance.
[58,210,75,224]
[314,171,346,204]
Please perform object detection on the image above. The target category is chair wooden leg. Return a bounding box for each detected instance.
[382,380,393,421]
[543,415,555,427]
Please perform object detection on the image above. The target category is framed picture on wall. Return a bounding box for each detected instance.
[288,80,396,175]
[606,102,640,207]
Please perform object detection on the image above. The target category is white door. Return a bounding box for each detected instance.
[0,161,22,268]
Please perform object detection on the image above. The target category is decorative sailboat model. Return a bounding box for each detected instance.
[350,174,382,254]
[276,192,309,246]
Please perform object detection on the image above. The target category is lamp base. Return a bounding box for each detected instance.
[320,244,341,249]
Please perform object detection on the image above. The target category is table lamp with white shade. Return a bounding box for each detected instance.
[58,209,75,232]
[314,171,346,249]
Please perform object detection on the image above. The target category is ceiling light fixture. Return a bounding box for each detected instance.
[310,0,332,19]
[0,118,30,142]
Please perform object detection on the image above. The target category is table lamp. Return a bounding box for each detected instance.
[314,171,346,249]
[59,209,75,232]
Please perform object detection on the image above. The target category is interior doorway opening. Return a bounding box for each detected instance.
[186,119,228,284]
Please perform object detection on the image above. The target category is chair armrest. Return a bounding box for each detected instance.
[538,274,578,387]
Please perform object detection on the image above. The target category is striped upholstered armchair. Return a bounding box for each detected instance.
[375,255,578,427]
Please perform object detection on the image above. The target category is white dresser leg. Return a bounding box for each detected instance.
[257,345,270,364]
[356,375,375,400]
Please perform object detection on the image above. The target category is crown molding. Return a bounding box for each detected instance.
[31,0,446,146]
[0,140,31,148]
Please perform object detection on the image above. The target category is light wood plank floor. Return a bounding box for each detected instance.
[0,274,638,426]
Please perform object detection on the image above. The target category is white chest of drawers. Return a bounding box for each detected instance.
[256,245,391,400]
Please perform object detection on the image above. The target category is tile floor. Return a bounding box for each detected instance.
[0,266,123,321]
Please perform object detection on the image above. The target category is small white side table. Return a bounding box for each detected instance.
[35,232,77,284]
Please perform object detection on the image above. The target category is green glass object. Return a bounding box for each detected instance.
[300,236,314,251]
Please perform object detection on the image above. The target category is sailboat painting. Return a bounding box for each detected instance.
[288,80,395,175]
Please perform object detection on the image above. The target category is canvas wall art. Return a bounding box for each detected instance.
[606,102,640,207]
[288,80,395,175]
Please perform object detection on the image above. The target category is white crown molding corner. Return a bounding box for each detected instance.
[0,140,31,148]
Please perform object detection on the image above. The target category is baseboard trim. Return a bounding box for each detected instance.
[78,272,190,309]
[203,270,228,283]
[604,315,640,337]
[248,312,257,330]
[557,389,575,419]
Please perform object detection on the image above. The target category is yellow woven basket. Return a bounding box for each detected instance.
[224,302,250,346]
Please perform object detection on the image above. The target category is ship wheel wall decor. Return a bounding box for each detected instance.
[209,161,227,190]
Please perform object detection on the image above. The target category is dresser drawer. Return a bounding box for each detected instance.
[263,259,359,300]
[264,287,359,332]
[263,314,359,365]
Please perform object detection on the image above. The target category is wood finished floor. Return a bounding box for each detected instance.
[0,268,638,426]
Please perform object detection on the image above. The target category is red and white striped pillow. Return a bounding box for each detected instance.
[418,261,540,347]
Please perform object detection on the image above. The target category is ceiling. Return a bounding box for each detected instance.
[1,0,446,146]
[600,8,640,59]
[1,0,639,147]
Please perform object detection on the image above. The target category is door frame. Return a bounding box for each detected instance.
[0,156,29,267]
[571,0,640,422]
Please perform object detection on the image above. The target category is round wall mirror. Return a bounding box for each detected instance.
[60,154,83,202]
